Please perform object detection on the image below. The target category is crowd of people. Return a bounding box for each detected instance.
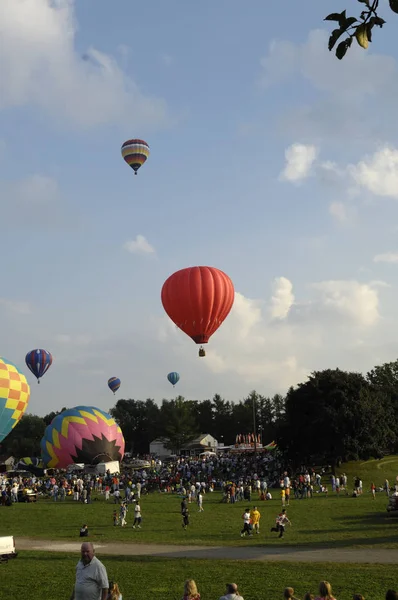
[70,542,398,600]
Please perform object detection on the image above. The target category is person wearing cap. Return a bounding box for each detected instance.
[219,583,244,600]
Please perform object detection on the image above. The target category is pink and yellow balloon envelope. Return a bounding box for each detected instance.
[41,405,125,469]
[0,357,30,443]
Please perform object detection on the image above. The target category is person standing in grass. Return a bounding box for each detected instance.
[250,506,261,534]
[197,492,204,512]
[70,542,109,600]
[240,508,252,537]
[132,500,142,528]
[371,482,376,500]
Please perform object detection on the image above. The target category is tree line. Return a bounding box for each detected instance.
[2,358,398,469]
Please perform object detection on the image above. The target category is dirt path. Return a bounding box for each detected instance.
[15,537,398,564]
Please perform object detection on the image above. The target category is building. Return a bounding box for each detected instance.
[149,438,175,458]
[149,433,218,457]
[181,434,218,456]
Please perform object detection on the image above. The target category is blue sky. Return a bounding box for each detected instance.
[2,0,398,416]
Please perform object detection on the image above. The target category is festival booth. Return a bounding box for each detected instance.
[230,434,277,454]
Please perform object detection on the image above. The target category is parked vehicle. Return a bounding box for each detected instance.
[0,536,17,562]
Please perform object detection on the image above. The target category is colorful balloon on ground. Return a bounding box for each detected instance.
[167,372,180,387]
[108,377,121,394]
[0,357,30,443]
[25,349,53,383]
[121,139,150,175]
[15,457,44,474]
[41,406,125,469]
[161,266,235,357]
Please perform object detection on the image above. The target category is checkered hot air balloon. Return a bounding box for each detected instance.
[121,139,150,175]
[40,406,125,469]
[25,349,53,383]
[0,357,30,443]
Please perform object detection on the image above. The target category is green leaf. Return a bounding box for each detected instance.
[357,0,370,4]
[335,39,351,60]
[389,0,398,14]
[373,16,386,26]
[342,16,358,30]
[324,12,344,22]
[328,27,345,51]
[366,23,373,42]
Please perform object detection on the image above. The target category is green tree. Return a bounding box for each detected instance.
[367,359,398,451]
[281,369,394,469]
[211,394,235,444]
[43,408,67,427]
[324,1,396,60]
[160,396,199,452]
[2,414,46,457]
[109,398,161,454]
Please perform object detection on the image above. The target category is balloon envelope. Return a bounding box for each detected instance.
[0,357,30,443]
[167,372,180,386]
[25,349,52,381]
[41,406,125,469]
[161,266,235,344]
[121,139,150,174]
[108,377,121,394]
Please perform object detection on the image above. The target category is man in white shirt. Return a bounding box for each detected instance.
[219,583,244,600]
[70,542,109,600]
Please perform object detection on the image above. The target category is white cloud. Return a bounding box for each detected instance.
[123,235,156,255]
[373,252,398,264]
[280,143,318,182]
[157,277,383,394]
[329,201,348,223]
[0,298,31,314]
[310,280,379,327]
[270,277,294,319]
[258,29,398,143]
[160,54,173,67]
[0,174,72,229]
[0,0,169,128]
[348,148,398,199]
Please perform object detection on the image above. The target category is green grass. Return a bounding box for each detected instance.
[2,486,397,548]
[6,552,398,600]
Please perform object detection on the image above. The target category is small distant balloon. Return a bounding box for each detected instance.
[108,377,121,395]
[167,372,180,387]
[25,349,53,383]
[121,139,150,175]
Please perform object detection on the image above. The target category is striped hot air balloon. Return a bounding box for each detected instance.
[41,406,125,469]
[25,349,52,383]
[108,377,121,395]
[121,139,150,175]
[167,372,180,387]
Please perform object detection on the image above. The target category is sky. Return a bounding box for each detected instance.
[2,0,398,416]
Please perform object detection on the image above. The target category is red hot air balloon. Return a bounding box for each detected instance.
[161,266,235,357]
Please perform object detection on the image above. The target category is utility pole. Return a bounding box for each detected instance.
[252,393,257,455]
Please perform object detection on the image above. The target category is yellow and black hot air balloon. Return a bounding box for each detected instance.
[121,139,150,175]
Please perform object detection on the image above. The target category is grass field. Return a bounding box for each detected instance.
[1,485,396,548]
[3,456,398,600]
[6,552,398,600]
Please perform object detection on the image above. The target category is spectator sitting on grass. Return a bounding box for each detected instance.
[315,581,336,600]
[284,587,299,600]
[79,524,88,537]
[219,583,244,600]
[181,579,200,600]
